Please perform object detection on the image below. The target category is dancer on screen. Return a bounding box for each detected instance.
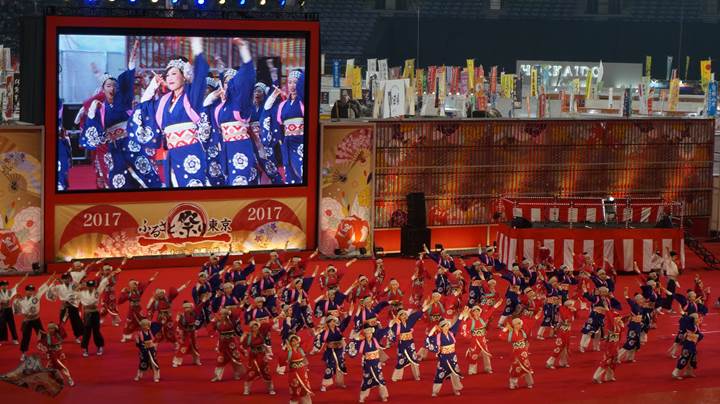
[81,40,141,189]
[250,81,284,184]
[204,39,259,186]
[263,69,305,184]
[142,37,210,187]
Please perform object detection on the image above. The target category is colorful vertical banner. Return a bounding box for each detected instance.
[489,66,498,99]
[332,59,341,88]
[707,79,718,117]
[438,66,447,97]
[701,59,712,91]
[477,65,487,111]
[416,68,425,97]
[367,58,378,73]
[467,59,475,91]
[378,59,389,81]
[352,66,363,100]
[685,56,690,81]
[460,70,468,95]
[572,78,581,95]
[452,66,461,94]
[645,56,652,78]
[584,68,593,99]
[0,127,42,272]
[560,90,570,112]
[513,75,523,103]
[622,87,632,117]
[668,78,680,111]
[530,67,538,97]
[428,66,437,93]
[403,59,415,80]
[541,66,551,93]
[319,124,374,257]
[345,58,355,86]
[638,81,648,115]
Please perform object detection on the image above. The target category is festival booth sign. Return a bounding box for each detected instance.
[0,126,43,273]
[496,223,685,273]
[318,123,374,257]
[55,198,306,260]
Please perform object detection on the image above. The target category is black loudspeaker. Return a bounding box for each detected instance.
[401,226,431,257]
[511,216,532,229]
[406,192,426,228]
[655,215,673,228]
[19,17,44,125]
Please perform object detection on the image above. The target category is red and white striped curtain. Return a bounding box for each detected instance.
[496,223,685,272]
[501,197,668,224]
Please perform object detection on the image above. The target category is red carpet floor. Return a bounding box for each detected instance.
[1,253,720,403]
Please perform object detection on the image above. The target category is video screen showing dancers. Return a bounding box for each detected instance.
[56,32,308,191]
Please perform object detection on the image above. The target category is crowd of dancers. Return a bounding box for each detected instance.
[0,243,712,403]
[58,37,305,191]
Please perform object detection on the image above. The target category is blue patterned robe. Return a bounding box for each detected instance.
[215,62,257,186]
[125,101,163,188]
[314,316,351,382]
[276,70,305,184]
[146,54,210,187]
[346,336,386,391]
[676,324,703,370]
[81,69,139,189]
[314,291,347,318]
[249,102,283,184]
[424,320,463,383]
[388,311,423,370]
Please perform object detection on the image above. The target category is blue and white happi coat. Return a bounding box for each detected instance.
[424,320,463,384]
[214,61,258,186]
[81,68,140,189]
[346,336,386,391]
[145,53,210,188]
[314,316,351,381]
[388,311,423,370]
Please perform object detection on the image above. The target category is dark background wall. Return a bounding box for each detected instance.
[370,17,719,80]
[3,0,720,81]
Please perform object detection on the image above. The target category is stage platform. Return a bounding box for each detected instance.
[1,256,719,403]
[497,222,685,272]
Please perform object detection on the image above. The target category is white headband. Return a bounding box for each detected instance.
[223,68,237,83]
[167,58,194,83]
[254,82,269,94]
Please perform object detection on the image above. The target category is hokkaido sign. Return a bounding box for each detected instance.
[516,60,642,89]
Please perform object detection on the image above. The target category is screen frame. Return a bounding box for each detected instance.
[44,15,320,266]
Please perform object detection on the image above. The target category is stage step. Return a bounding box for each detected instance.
[684,230,720,270]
